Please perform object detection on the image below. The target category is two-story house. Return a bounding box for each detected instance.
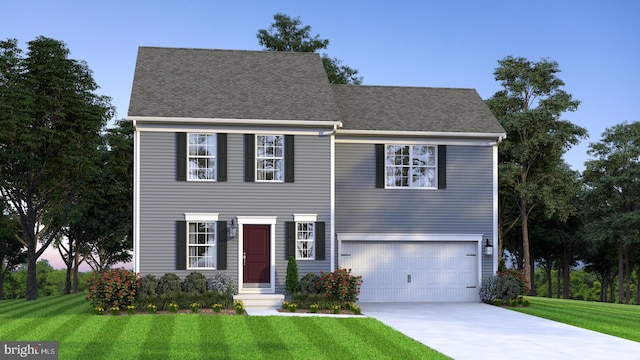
[127,46,505,303]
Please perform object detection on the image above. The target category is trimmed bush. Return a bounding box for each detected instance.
[480,269,528,305]
[299,272,320,294]
[285,256,299,294]
[86,268,140,308]
[318,267,362,303]
[139,274,158,297]
[182,272,207,293]
[157,273,181,296]
[208,273,238,295]
[479,275,499,304]
[495,275,523,303]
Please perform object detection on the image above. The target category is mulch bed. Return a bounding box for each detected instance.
[276,308,361,315]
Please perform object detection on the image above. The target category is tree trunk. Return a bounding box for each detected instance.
[26,246,38,300]
[618,239,624,304]
[0,271,5,300]
[546,262,552,298]
[520,198,532,295]
[624,250,630,304]
[563,248,570,299]
[556,266,562,298]
[637,263,640,305]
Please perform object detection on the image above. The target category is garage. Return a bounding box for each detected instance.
[340,240,479,302]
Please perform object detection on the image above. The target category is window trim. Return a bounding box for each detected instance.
[183,213,219,270]
[186,221,217,270]
[293,214,317,260]
[384,144,438,189]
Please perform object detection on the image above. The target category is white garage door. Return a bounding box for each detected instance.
[341,241,478,302]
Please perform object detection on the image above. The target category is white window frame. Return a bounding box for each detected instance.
[256,134,284,182]
[188,133,217,181]
[185,213,219,270]
[294,214,317,260]
[385,144,437,189]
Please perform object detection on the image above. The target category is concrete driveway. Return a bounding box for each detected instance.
[360,302,640,360]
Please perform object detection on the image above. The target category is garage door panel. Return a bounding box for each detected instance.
[341,241,478,302]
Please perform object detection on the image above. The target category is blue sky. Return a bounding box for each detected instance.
[3,1,638,267]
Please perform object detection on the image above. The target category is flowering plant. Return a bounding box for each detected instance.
[126,305,136,315]
[234,300,244,315]
[309,304,319,313]
[318,267,363,302]
[110,306,120,315]
[94,306,104,315]
[331,304,341,314]
[212,303,222,313]
[190,303,201,313]
[281,301,290,310]
[85,268,141,309]
[168,302,179,313]
[288,303,297,312]
[146,304,157,314]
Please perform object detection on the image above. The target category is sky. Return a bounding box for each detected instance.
[3,0,638,270]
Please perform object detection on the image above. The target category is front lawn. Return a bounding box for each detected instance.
[510,296,640,342]
[0,293,449,359]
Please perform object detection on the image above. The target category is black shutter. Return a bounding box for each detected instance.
[176,133,187,181]
[217,221,227,270]
[285,222,295,260]
[244,134,255,182]
[176,221,186,270]
[375,144,385,188]
[315,222,325,260]
[438,145,446,189]
[217,133,227,182]
[284,135,295,182]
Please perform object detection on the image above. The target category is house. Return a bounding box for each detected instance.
[127,46,506,303]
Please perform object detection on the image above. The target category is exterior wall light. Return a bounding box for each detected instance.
[484,239,494,256]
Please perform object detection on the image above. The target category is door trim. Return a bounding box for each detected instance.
[237,216,277,294]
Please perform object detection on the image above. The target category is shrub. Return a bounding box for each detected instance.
[182,272,207,293]
[157,273,181,296]
[139,274,158,297]
[318,267,363,303]
[498,268,529,295]
[285,256,299,295]
[299,272,320,294]
[85,268,140,308]
[495,275,524,304]
[479,275,499,303]
[208,273,238,295]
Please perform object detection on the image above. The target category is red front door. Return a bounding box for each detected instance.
[243,225,270,283]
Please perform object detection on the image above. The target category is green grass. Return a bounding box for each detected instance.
[510,296,640,342]
[0,294,449,359]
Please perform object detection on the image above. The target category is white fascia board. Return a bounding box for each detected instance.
[127,116,342,128]
[184,213,219,222]
[336,136,500,147]
[337,233,483,242]
[337,129,506,141]
[293,214,318,222]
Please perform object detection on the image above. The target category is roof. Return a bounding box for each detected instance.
[128,47,504,136]
[128,47,342,122]
[331,85,505,134]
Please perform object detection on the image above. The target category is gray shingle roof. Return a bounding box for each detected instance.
[330,85,505,134]
[128,47,504,135]
[128,47,342,121]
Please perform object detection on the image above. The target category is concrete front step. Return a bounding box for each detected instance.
[233,294,285,308]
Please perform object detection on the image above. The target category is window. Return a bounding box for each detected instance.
[188,133,216,180]
[188,222,216,269]
[256,135,284,181]
[385,145,437,188]
[296,222,315,259]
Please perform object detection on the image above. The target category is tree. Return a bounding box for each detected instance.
[486,56,587,290]
[257,13,363,84]
[0,205,26,300]
[0,37,113,300]
[582,121,640,304]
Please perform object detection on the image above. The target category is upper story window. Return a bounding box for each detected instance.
[188,133,217,180]
[385,145,437,188]
[256,135,284,182]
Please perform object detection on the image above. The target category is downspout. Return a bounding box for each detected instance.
[492,134,505,276]
[330,124,337,272]
[133,119,141,274]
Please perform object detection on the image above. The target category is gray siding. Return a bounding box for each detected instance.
[335,142,495,280]
[138,131,332,292]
